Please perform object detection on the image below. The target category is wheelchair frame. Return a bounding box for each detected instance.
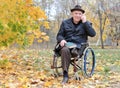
[51,43,96,80]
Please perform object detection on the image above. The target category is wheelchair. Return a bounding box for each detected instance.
[51,42,96,80]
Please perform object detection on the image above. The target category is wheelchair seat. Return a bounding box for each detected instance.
[53,42,89,58]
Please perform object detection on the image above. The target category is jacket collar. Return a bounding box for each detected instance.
[66,17,82,29]
[65,18,74,28]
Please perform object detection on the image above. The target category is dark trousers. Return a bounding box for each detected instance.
[60,46,79,72]
[59,44,87,77]
[60,47,71,72]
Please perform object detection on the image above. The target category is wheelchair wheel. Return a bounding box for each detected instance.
[83,47,95,77]
[52,55,62,77]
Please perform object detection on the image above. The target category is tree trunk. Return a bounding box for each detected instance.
[96,35,100,46]
[98,9,104,49]
[100,17,104,49]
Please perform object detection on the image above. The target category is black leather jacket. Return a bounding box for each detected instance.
[56,18,96,48]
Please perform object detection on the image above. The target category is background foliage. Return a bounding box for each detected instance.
[0,0,49,48]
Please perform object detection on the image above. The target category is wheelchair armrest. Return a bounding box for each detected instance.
[81,42,89,47]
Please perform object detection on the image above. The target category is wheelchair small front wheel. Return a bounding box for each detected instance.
[83,47,95,77]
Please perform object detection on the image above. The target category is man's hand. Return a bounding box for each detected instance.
[81,14,86,23]
[60,40,67,47]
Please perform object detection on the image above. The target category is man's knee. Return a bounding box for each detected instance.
[61,47,70,52]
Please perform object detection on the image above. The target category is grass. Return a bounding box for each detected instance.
[94,49,120,63]
[94,49,120,60]
[0,48,120,87]
[91,48,120,85]
[37,48,120,87]
[31,48,120,76]
[34,48,120,72]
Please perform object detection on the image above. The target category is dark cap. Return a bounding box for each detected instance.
[71,5,85,13]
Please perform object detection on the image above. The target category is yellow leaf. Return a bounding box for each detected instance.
[81,79,89,83]
[96,66,104,71]
[43,36,49,41]
[37,39,42,43]
[43,21,50,29]
[22,85,28,88]
[44,81,52,87]
[18,77,28,83]
[93,74,103,80]
[114,61,120,65]
[39,75,47,81]
[25,0,33,4]
[6,62,12,69]
[96,84,106,88]
[1,54,8,59]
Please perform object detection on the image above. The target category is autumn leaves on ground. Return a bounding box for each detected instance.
[0,48,120,88]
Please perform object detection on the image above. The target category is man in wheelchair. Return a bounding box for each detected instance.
[55,5,96,84]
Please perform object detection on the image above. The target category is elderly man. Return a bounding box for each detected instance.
[56,5,96,83]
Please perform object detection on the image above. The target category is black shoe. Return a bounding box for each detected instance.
[62,77,69,84]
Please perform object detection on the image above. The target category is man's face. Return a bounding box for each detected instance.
[71,11,83,23]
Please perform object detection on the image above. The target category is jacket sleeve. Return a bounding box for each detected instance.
[83,21,96,37]
[56,21,65,42]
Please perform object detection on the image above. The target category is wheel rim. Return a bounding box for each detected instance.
[84,48,95,77]
[53,56,62,77]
